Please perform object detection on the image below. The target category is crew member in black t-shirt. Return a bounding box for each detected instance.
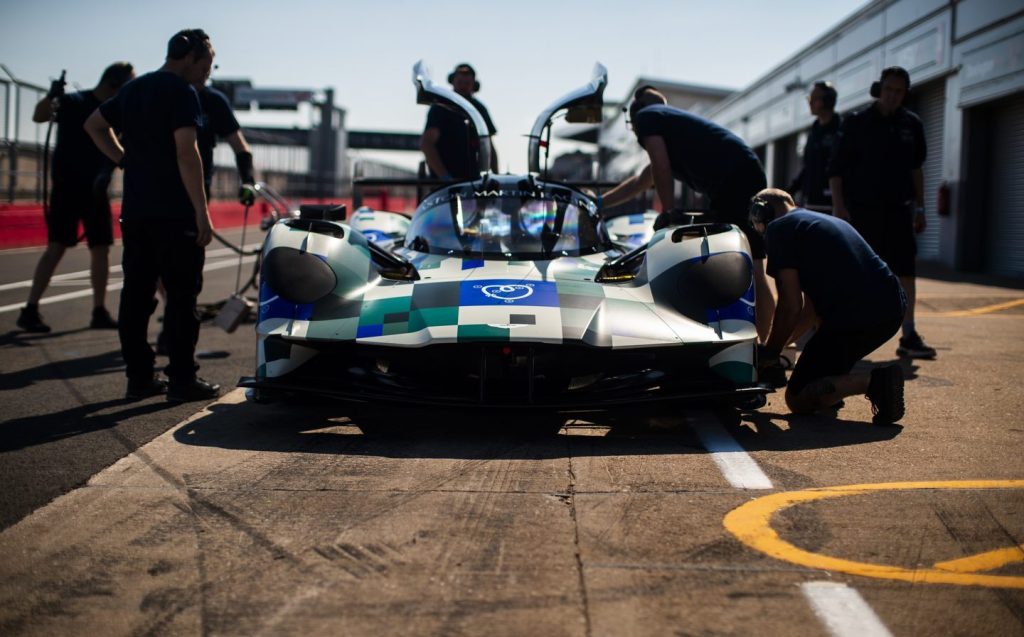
[601,86,775,342]
[751,188,907,424]
[420,63,498,180]
[194,84,254,196]
[86,28,221,402]
[829,66,934,360]
[788,81,841,212]
[16,62,134,333]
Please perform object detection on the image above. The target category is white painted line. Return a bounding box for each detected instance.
[690,414,773,490]
[0,244,261,292]
[0,256,256,314]
[801,582,893,637]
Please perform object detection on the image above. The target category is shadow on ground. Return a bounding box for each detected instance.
[171,393,901,460]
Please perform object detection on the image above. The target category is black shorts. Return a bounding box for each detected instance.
[788,315,903,395]
[851,207,916,277]
[709,163,768,259]
[47,185,114,248]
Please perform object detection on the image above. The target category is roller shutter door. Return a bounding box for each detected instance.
[913,81,945,260]
[986,92,1024,277]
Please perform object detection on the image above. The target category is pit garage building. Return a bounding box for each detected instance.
[705,0,1024,278]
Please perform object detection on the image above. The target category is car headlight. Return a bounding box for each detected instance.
[674,252,751,308]
[651,252,752,324]
[261,247,337,304]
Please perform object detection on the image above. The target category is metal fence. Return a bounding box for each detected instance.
[1,64,50,203]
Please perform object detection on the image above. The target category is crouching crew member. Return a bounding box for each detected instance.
[85,28,221,402]
[752,188,907,424]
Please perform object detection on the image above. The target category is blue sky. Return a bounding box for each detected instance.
[1,0,866,172]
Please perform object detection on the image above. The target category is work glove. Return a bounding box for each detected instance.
[235,151,256,206]
[756,345,788,388]
[238,184,256,207]
[47,78,66,100]
[653,208,696,231]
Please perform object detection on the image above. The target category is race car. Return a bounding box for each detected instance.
[238,63,768,411]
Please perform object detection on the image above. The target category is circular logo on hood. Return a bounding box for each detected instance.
[478,284,534,303]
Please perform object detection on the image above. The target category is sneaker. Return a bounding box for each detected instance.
[16,305,51,333]
[866,365,905,425]
[167,377,221,403]
[896,332,936,359]
[126,376,168,400]
[90,307,119,329]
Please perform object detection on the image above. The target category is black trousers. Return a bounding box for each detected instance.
[119,221,204,384]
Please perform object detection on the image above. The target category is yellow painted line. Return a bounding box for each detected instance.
[934,544,1024,573]
[919,298,1024,318]
[723,480,1024,589]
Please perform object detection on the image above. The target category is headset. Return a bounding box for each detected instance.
[812,81,837,109]
[167,29,210,60]
[870,66,910,98]
[448,64,480,92]
[748,197,775,227]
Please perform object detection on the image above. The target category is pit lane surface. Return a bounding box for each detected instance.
[1,237,1023,636]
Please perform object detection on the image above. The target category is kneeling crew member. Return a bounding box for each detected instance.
[752,188,907,424]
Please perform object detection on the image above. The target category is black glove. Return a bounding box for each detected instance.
[756,345,788,388]
[47,78,66,100]
[653,208,689,231]
[235,151,255,185]
[238,184,256,207]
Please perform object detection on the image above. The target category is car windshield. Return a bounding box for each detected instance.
[405,185,608,259]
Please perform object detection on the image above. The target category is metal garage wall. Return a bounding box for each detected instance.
[912,80,945,259]
[986,92,1024,277]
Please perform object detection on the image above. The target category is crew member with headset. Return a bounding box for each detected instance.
[420,63,498,180]
[600,85,776,343]
[17,62,134,333]
[828,66,935,359]
[85,28,221,402]
[751,188,907,424]
[788,81,841,212]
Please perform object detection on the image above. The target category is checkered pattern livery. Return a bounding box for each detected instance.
[254,213,757,382]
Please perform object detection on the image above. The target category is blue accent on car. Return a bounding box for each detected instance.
[459,279,560,306]
[462,258,485,270]
[628,213,646,223]
[357,324,384,338]
[708,299,756,323]
[259,280,315,322]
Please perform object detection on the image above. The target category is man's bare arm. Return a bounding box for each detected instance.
[174,126,212,247]
[912,167,926,233]
[33,96,54,124]
[602,164,654,210]
[829,176,848,221]
[764,268,803,354]
[84,109,124,165]
[224,129,250,155]
[642,135,675,212]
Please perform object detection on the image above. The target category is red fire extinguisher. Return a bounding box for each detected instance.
[937,181,951,217]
